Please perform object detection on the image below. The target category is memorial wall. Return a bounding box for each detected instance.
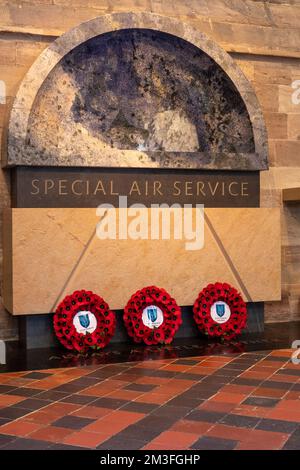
[0,2,299,343]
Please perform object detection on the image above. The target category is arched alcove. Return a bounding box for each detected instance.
[5,12,268,170]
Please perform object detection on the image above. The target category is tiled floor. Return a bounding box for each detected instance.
[0,349,299,450]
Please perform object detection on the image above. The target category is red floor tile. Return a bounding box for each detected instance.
[29,425,75,443]
[0,420,43,437]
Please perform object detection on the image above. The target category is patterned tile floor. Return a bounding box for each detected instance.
[0,348,299,450]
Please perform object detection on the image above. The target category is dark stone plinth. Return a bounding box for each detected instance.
[18,303,264,350]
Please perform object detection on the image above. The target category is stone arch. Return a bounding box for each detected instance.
[5,12,268,170]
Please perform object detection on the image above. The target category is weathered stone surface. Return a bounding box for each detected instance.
[24,29,255,169]
[5,12,268,169]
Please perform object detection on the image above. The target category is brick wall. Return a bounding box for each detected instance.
[1,0,300,337]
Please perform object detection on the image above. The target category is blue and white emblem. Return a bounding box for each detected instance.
[142,305,164,329]
[73,311,97,334]
[210,301,231,324]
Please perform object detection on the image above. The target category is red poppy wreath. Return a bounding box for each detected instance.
[123,286,182,345]
[193,282,247,341]
[53,290,116,353]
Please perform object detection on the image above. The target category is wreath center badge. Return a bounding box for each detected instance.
[210,301,231,324]
[73,311,98,335]
[193,282,247,341]
[142,305,164,329]
[54,290,116,352]
[124,286,182,345]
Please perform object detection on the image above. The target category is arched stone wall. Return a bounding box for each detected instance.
[5,12,268,170]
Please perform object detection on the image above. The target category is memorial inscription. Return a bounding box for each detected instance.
[13,168,259,208]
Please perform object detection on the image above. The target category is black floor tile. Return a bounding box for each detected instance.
[242,396,280,408]
[92,397,128,409]
[231,377,263,387]
[0,407,31,420]
[13,398,50,411]
[124,383,157,392]
[23,372,52,380]
[174,359,200,366]
[122,401,158,414]
[97,436,146,450]
[51,383,89,393]
[35,390,70,401]
[220,414,260,429]
[7,387,40,397]
[52,415,96,430]
[151,405,191,420]
[282,436,300,450]
[0,434,16,448]
[260,380,292,390]
[256,418,299,434]
[137,414,176,431]
[191,435,238,450]
[49,443,87,450]
[112,424,159,442]
[277,368,300,377]
[60,394,98,405]
[0,385,17,394]
[2,438,52,450]
[185,409,226,423]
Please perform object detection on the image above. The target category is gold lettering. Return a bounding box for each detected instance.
[129,181,141,195]
[228,182,239,196]
[45,179,54,195]
[185,181,193,196]
[173,181,181,196]
[196,182,205,196]
[153,181,163,196]
[241,182,249,197]
[208,182,219,196]
[72,180,84,196]
[30,179,40,195]
[59,180,68,195]
[110,180,119,196]
[93,180,106,195]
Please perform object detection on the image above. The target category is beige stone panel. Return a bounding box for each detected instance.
[261,166,300,191]
[206,0,271,27]
[210,21,300,58]
[254,62,292,86]
[264,113,287,139]
[287,114,300,140]
[64,215,242,312]
[10,208,99,314]
[274,140,300,166]
[0,40,16,66]
[207,208,281,302]
[16,40,50,67]
[252,84,279,112]
[151,0,209,16]
[5,207,281,315]
[0,3,108,36]
[0,65,28,96]
[269,4,300,28]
